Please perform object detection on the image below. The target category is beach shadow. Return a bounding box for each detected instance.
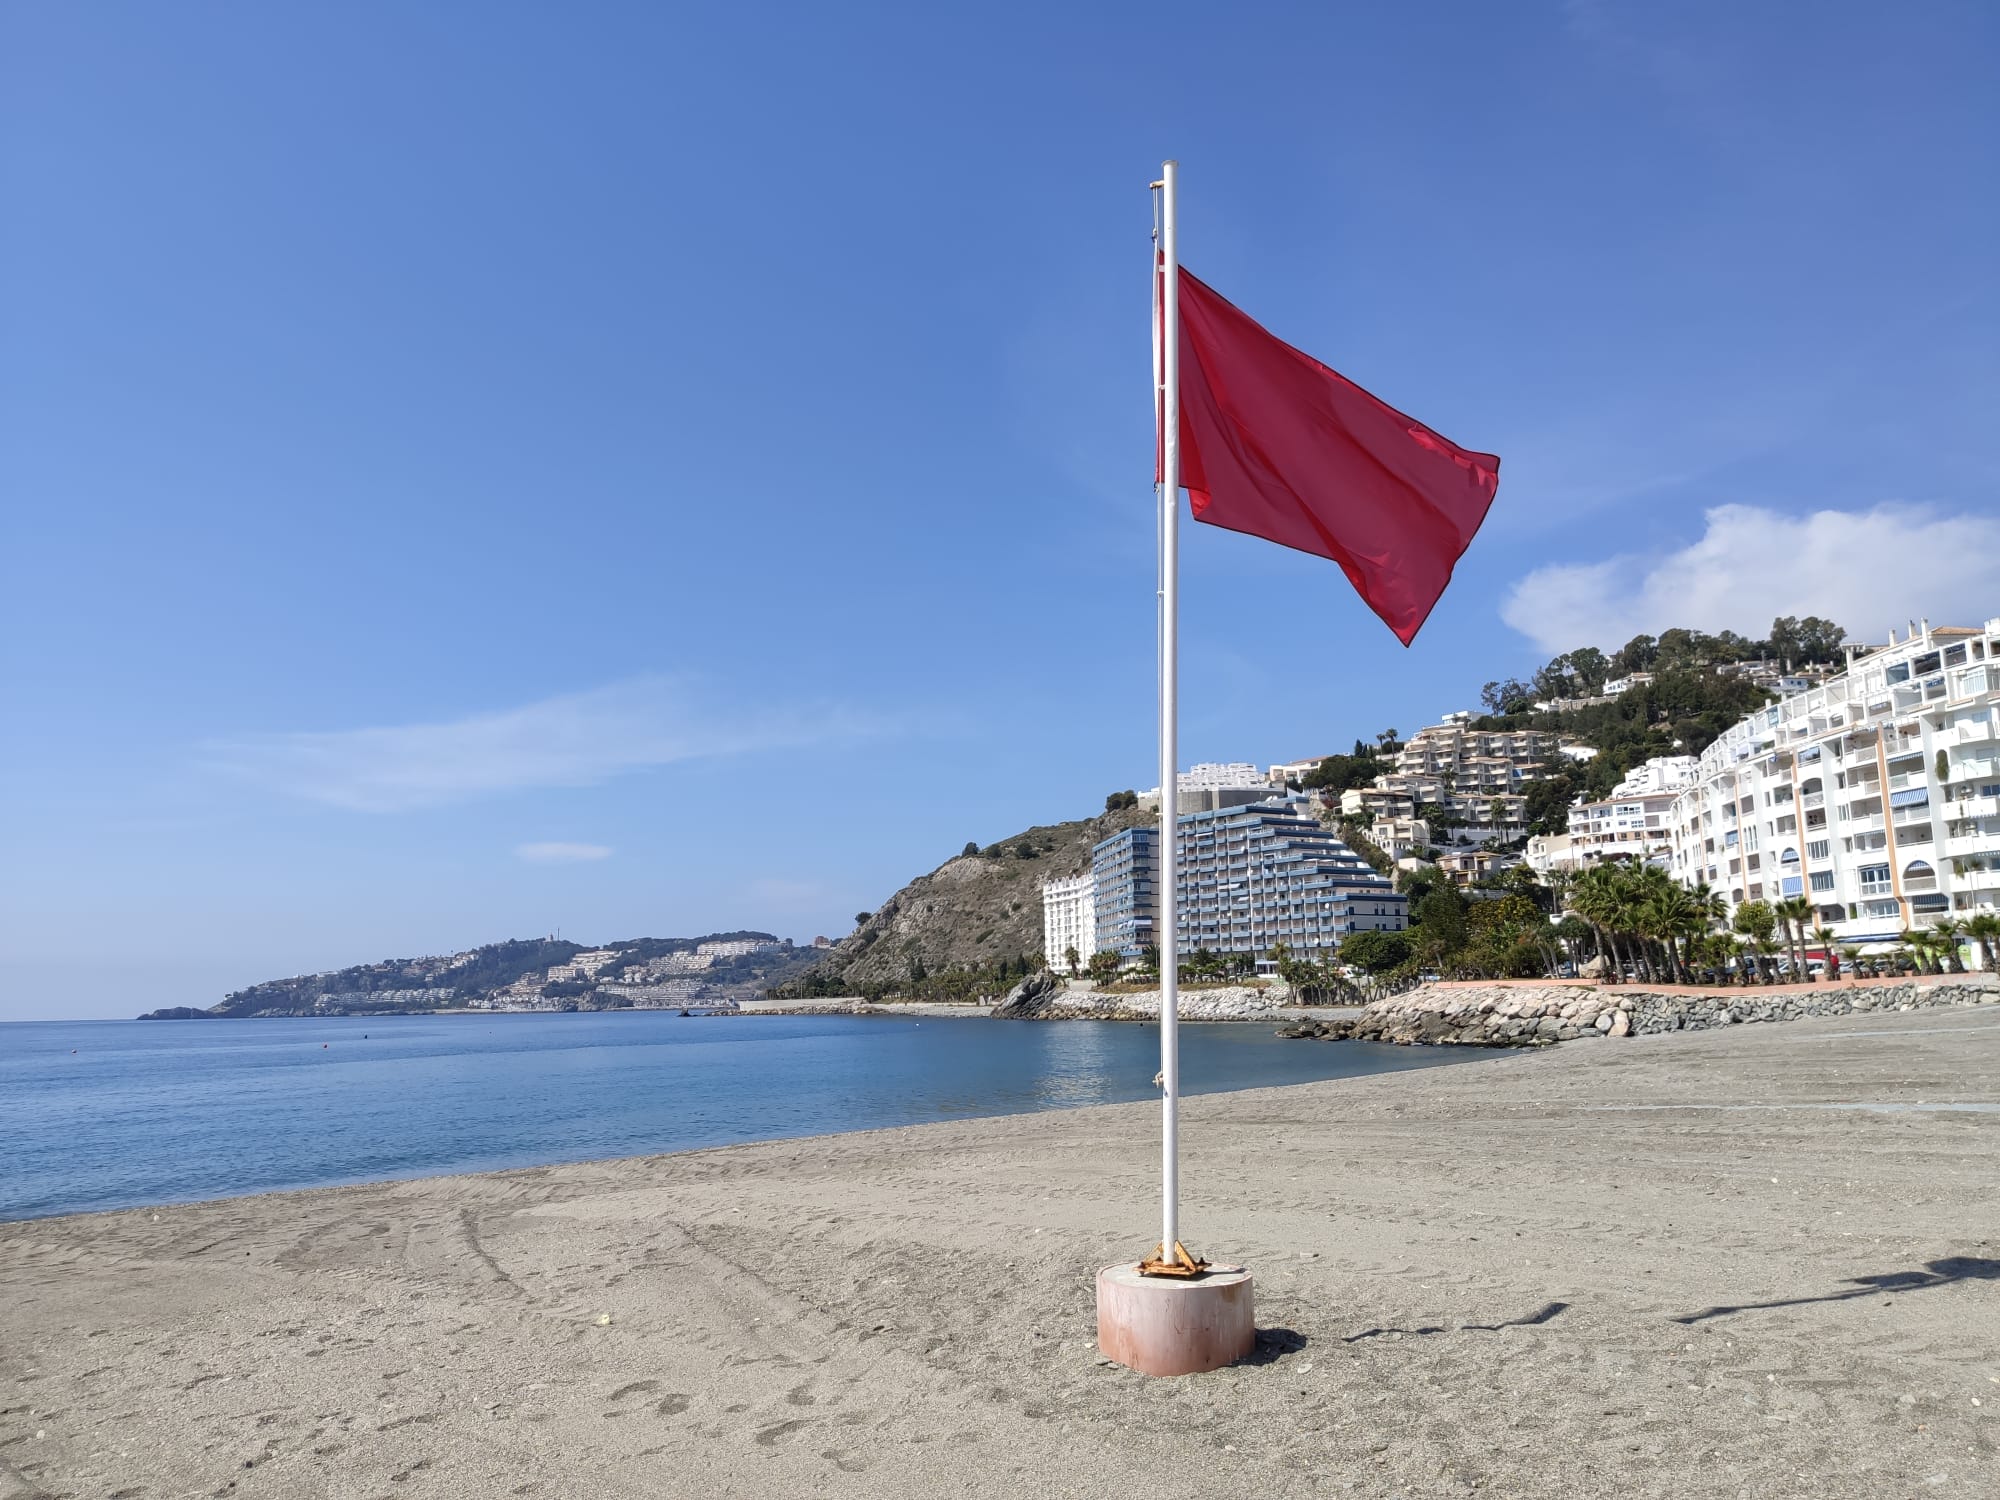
[1672,1255,2000,1325]
[1342,1300,1569,1343]
[1236,1326,1310,1365]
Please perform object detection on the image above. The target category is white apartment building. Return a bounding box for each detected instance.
[1566,789,1678,868]
[1613,756,1697,797]
[696,938,777,958]
[1368,816,1432,859]
[1382,717,1567,843]
[1178,762,1263,792]
[1041,872,1097,971]
[1142,763,1272,812]
[1524,757,1694,874]
[1267,756,1333,789]
[1667,618,2000,943]
[1524,831,1576,874]
[1604,671,1655,696]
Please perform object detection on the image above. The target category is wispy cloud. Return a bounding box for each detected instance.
[206,677,890,812]
[1502,503,2000,654]
[516,842,613,864]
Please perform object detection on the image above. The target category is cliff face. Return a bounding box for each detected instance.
[793,805,1153,993]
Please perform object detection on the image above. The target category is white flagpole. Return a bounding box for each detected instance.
[1155,158,1182,1263]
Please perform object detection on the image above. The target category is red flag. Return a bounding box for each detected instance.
[1172,268,1499,646]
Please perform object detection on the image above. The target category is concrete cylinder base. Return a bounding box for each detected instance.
[1096,1262,1255,1376]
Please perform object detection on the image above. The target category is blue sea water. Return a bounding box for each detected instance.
[0,1013,1478,1222]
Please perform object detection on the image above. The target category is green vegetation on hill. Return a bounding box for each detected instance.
[774,804,1154,1002]
[1503,668,1779,819]
[1477,617,1846,716]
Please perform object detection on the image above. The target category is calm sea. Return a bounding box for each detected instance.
[0,1013,1478,1222]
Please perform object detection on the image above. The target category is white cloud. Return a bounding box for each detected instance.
[516,842,613,864]
[1502,503,2000,655]
[206,677,888,812]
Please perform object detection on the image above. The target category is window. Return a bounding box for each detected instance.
[1810,871,1835,892]
[1807,840,1830,860]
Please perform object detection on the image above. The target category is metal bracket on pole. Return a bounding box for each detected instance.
[1137,1241,1210,1279]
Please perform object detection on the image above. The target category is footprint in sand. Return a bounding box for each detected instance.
[755,1419,808,1446]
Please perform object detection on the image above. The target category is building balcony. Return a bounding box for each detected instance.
[1944,795,2000,820]
[1845,813,1884,834]
[1952,720,2000,747]
[1945,831,2000,859]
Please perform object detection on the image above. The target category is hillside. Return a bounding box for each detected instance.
[138,932,819,1018]
[776,804,1154,1001]
[784,618,1847,999]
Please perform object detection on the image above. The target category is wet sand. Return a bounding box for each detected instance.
[3,1007,1996,1498]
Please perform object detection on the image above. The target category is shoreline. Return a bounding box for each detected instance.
[4,1007,1995,1497]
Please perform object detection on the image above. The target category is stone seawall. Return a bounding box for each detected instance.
[1280,975,2000,1047]
[994,977,1289,1021]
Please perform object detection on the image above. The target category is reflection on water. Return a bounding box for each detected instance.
[0,1013,1481,1221]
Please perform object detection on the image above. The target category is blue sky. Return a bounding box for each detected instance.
[4,1,1996,1020]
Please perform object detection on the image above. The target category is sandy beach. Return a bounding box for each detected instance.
[3,1009,1996,1499]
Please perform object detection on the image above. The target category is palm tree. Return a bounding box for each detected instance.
[1792,900,1824,980]
[1643,879,1701,984]
[1751,937,1781,985]
[1553,915,1593,975]
[1717,934,1749,985]
[1964,913,2000,973]
[1732,901,1779,986]
[1811,925,1840,979]
[1931,917,1967,974]
[1839,945,1863,979]
[1570,866,1626,981]
[1897,930,1933,975]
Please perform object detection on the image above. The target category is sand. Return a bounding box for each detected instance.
[3,1008,1996,1499]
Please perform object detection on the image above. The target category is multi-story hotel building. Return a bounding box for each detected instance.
[1177,798,1407,961]
[1039,873,1098,972]
[1667,618,2000,942]
[1088,797,1407,967]
[1091,826,1160,961]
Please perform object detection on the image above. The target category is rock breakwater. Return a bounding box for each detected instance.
[993,976,1289,1022]
[1279,976,2000,1047]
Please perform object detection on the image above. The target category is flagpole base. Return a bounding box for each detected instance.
[1096,1261,1254,1376]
